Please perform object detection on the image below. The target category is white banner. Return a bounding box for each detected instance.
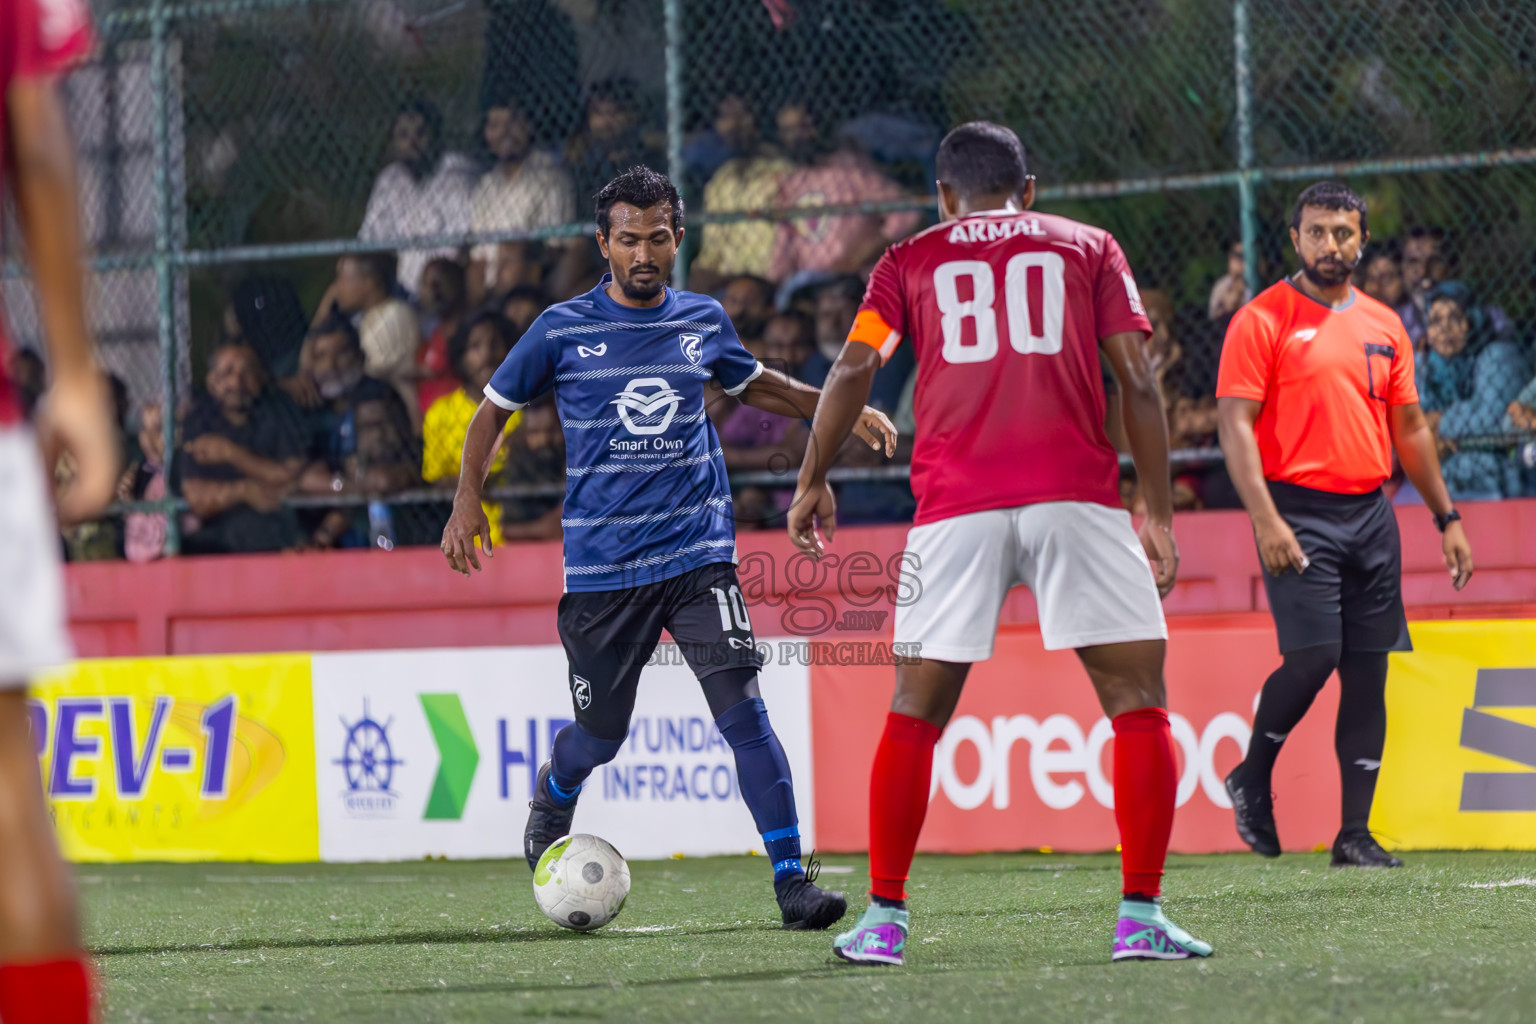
[311,644,813,862]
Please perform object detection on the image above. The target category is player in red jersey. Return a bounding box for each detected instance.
[1,1,117,1019]
[790,122,1211,965]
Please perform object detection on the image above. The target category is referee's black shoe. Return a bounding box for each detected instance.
[525,761,578,872]
[775,855,848,931]
[1225,767,1281,858]
[1331,829,1403,868]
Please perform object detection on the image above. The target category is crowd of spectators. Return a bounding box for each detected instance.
[21,79,1536,560]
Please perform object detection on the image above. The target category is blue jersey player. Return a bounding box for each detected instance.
[440,167,896,930]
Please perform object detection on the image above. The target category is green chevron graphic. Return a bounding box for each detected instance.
[420,694,479,820]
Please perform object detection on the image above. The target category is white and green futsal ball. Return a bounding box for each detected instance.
[532,834,631,931]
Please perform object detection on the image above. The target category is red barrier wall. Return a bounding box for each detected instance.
[64,499,1536,658]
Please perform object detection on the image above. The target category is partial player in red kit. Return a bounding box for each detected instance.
[1,1,119,1020]
[789,122,1212,965]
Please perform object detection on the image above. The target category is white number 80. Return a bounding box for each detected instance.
[933,253,1066,364]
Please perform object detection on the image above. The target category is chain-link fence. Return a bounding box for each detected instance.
[5,0,1536,559]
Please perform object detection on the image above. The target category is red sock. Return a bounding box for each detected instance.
[0,956,94,1024]
[1112,707,1177,898]
[868,712,942,903]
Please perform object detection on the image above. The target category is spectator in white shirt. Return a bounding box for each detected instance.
[468,95,584,303]
[358,99,476,299]
[321,252,423,427]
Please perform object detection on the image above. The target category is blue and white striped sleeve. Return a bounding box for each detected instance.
[712,307,763,396]
[485,314,559,411]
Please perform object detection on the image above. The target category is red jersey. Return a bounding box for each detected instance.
[0,0,93,425]
[850,209,1151,525]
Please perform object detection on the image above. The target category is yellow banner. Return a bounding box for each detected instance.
[1375,621,1536,850]
[32,655,318,862]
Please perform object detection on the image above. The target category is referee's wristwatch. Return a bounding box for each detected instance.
[1433,508,1462,533]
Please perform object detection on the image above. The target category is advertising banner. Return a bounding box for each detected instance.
[310,644,814,861]
[811,620,1346,854]
[1373,621,1536,849]
[33,655,318,862]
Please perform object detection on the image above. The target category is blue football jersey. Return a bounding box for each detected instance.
[485,277,763,592]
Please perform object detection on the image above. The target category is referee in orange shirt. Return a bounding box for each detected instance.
[1216,181,1474,868]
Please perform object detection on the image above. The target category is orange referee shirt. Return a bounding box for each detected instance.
[1216,278,1418,494]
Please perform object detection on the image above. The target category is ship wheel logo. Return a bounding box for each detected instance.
[335,700,404,796]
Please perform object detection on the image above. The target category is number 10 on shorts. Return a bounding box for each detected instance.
[711,586,752,632]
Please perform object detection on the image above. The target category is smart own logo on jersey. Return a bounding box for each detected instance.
[612,377,684,435]
[679,333,704,365]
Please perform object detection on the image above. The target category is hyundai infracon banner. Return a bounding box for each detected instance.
[33,655,318,862]
[309,645,815,862]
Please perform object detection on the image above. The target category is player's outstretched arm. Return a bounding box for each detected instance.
[739,365,896,454]
[8,77,118,524]
[1101,330,1179,596]
[737,366,822,420]
[1389,402,1473,590]
[441,398,512,576]
[787,342,884,558]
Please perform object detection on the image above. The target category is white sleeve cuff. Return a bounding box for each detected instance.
[721,361,764,397]
[483,383,527,412]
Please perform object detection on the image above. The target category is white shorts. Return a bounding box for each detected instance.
[893,502,1168,661]
[0,429,71,686]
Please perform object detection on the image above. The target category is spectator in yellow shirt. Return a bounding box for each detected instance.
[688,95,794,293]
[422,310,520,544]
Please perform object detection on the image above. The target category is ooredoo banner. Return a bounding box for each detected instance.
[811,620,1343,854]
[310,644,814,862]
[811,619,1536,855]
[33,655,319,862]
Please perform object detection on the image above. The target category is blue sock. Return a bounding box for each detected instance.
[715,697,803,880]
[549,724,625,805]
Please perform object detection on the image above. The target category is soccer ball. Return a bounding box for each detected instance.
[532,834,631,931]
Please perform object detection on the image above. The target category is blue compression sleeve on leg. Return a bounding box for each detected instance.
[715,697,803,879]
[550,724,625,802]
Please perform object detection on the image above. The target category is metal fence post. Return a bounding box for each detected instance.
[150,0,180,554]
[1233,0,1260,299]
[664,0,687,288]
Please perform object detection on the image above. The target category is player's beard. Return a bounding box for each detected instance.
[618,266,667,302]
[1300,253,1354,288]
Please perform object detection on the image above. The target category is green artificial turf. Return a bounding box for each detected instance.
[84,851,1536,1023]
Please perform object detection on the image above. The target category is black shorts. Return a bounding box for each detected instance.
[556,561,765,739]
[1261,481,1411,655]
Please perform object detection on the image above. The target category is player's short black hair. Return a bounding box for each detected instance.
[345,251,399,295]
[448,310,520,387]
[306,310,362,353]
[1290,181,1368,236]
[935,121,1030,200]
[594,166,684,236]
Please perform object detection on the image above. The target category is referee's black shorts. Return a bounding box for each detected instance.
[556,561,765,739]
[1260,481,1411,655]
